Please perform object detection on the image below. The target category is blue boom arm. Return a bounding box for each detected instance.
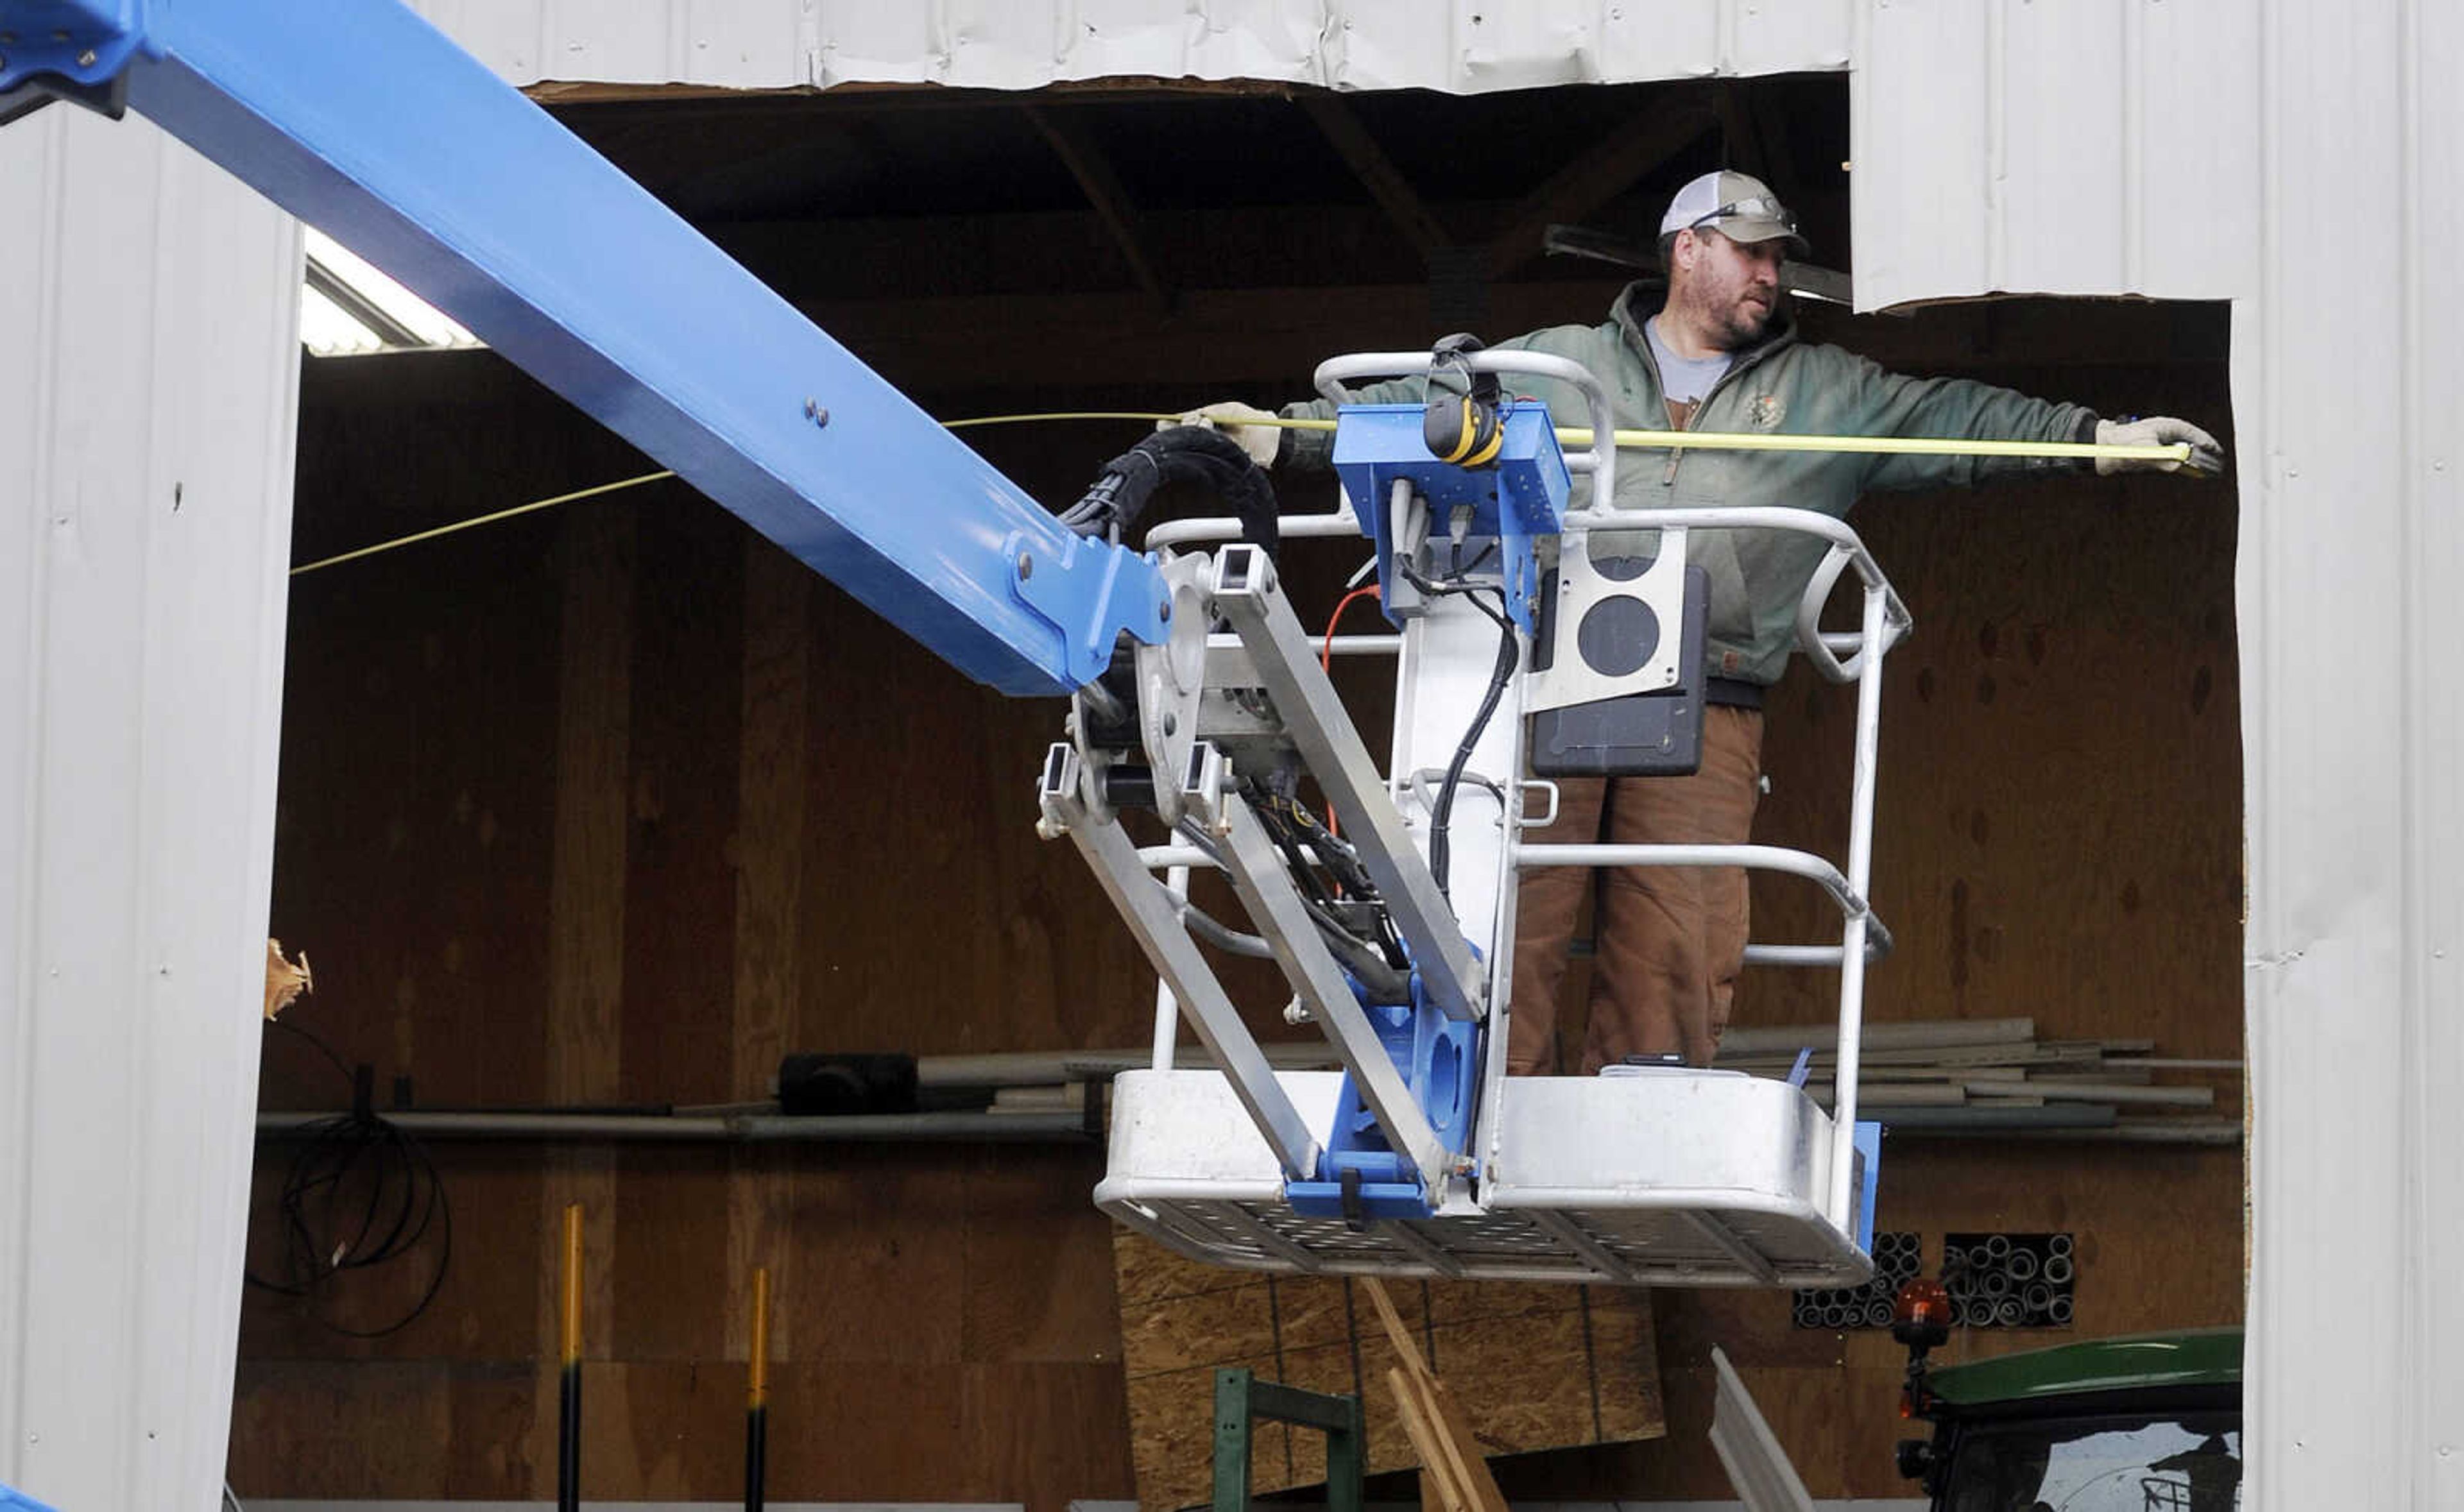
[0,0,1167,695]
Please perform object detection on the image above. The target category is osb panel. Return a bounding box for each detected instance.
[1116,1233,1663,1509]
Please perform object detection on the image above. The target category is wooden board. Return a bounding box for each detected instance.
[1360,1279,1508,1512]
[1115,1234,1664,1509]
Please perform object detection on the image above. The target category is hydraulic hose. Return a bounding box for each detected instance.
[1059,426,1280,554]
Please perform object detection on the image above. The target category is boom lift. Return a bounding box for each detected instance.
[1055,353,1902,1286]
[4,0,1901,1290]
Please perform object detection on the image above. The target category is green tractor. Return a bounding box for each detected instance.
[1888,1282,2243,1511]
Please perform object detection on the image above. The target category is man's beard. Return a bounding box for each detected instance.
[1718,294,1775,348]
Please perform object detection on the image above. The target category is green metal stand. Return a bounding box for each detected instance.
[1212,1366,1365,1512]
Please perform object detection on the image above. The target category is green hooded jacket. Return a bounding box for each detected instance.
[1279,282,2099,686]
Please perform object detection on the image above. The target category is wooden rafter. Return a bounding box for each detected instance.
[1296,92,1450,258]
[1716,81,1765,180]
[1482,96,1718,278]
[1717,79,1806,215]
[1019,103,1172,312]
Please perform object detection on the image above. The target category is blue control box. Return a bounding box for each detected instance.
[1330,402,1570,634]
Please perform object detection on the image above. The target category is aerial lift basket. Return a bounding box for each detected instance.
[1047,352,1909,1288]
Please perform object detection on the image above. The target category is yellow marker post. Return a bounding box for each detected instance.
[745,1266,771,1512]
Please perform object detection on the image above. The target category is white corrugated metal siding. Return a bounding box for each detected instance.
[1849,0,2268,307]
[407,0,1858,92]
[0,108,300,1509]
[1851,3,2458,1505]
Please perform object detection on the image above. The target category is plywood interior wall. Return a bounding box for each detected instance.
[233,217,2243,1508]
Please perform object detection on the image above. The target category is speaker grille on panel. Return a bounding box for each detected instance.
[1576,596,1660,676]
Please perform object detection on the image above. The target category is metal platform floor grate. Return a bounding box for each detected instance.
[1108,1193,1871,1287]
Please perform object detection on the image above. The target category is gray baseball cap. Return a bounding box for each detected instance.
[1660,169,1809,257]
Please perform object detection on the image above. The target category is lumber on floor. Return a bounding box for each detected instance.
[1360,1278,1509,1512]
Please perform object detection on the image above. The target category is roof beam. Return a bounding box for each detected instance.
[1296,93,1449,258]
[1020,103,1173,313]
[1482,97,1717,278]
[1715,81,1767,183]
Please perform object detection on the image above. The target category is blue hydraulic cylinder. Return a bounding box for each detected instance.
[0,0,1165,696]
[1330,402,1570,636]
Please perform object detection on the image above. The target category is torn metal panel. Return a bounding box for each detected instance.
[408,0,1857,94]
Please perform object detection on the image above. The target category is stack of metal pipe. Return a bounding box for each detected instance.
[1940,1231,2076,1328]
[1715,1017,2241,1145]
[1790,1230,1922,1330]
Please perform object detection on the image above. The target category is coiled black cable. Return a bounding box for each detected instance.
[247,1020,452,1338]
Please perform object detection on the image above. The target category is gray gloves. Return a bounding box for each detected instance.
[2096,417,2225,477]
[1164,402,1282,468]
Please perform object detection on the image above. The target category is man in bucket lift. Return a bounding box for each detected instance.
[1179,170,2224,1076]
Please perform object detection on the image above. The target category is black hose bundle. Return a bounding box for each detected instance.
[247,1021,451,1338]
[1399,563,1519,901]
[1058,426,1280,555]
[1172,808,1412,1004]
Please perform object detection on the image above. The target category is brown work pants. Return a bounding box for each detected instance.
[1506,706,1764,1074]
